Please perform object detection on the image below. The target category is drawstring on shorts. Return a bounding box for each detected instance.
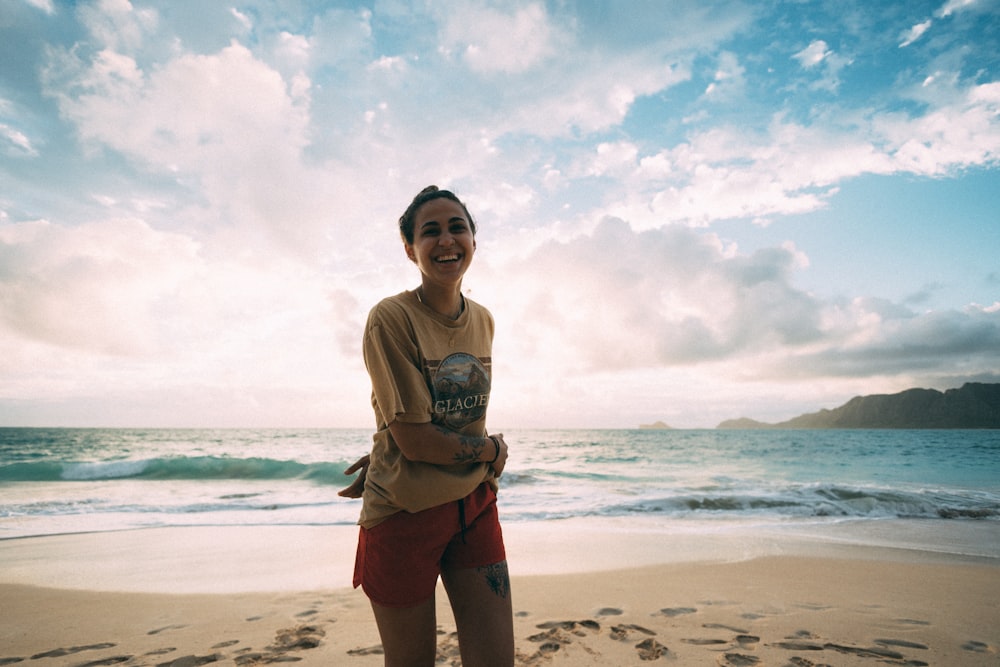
[457,498,468,544]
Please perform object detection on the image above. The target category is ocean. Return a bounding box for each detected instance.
[2,427,999,555]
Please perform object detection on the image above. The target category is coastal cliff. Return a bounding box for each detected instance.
[718,382,1000,429]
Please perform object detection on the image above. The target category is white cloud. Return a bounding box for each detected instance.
[440,3,558,74]
[0,123,37,156]
[883,81,1000,175]
[0,216,372,426]
[4,0,998,427]
[936,0,979,18]
[495,58,691,138]
[472,215,1000,425]
[478,218,822,374]
[0,218,200,356]
[77,0,159,53]
[791,39,851,91]
[575,116,892,230]
[23,0,54,14]
[793,40,831,68]
[308,7,373,69]
[900,20,933,47]
[704,51,746,99]
[229,7,251,31]
[40,40,346,256]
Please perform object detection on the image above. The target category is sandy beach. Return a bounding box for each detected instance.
[2,522,998,666]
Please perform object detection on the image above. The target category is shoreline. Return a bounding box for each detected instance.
[1,521,998,665]
[1,517,997,593]
[0,518,1000,594]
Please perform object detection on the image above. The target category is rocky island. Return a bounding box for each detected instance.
[717,382,1000,429]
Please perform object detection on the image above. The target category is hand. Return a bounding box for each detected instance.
[337,454,371,498]
[488,433,508,478]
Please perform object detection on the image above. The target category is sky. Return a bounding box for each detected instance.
[1,0,999,429]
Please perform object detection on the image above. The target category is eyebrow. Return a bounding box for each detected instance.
[419,216,468,228]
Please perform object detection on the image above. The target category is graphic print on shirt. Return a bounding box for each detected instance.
[429,352,491,429]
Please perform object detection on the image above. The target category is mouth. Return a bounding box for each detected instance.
[434,253,461,264]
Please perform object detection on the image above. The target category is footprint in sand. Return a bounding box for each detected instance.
[785,658,827,667]
[772,640,824,651]
[635,638,668,661]
[704,623,749,634]
[875,638,928,650]
[527,625,595,647]
[595,607,623,616]
[717,653,760,666]
[682,635,756,663]
[962,640,997,654]
[148,625,186,636]
[681,638,728,646]
[436,631,463,666]
[0,660,23,666]
[533,620,601,636]
[74,657,132,666]
[518,632,572,667]
[269,624,325,652]
[824,643,905,660]
[609,624,656,641]
[523,620,603,663]
[658,607,697,617]
[154,654,220,667]
[346,645,384,656]
[30,643,117,659]
[515,642,562,667]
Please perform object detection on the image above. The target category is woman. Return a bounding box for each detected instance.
[339,186,514,666]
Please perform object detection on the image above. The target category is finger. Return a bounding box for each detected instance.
[337,480,363,498]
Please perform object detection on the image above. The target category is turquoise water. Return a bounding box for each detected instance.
[1,428,998,542]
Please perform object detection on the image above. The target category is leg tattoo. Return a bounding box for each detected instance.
[477,561,510,599]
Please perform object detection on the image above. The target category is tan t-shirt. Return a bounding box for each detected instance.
[359,289,497,528]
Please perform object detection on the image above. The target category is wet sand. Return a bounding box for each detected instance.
[1,523,997,666]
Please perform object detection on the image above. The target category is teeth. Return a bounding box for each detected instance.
[436,254,459,262]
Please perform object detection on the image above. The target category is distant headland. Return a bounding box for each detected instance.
[716,382,1000,429]
[639,420,672,430]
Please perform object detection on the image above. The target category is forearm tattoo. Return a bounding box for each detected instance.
[478,561,510,599]
[435,424,487,464]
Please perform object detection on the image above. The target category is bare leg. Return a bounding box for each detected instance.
[370,595,437,667]
[441,560,514,667]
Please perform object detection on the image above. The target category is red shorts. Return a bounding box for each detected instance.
[353,483,506,608]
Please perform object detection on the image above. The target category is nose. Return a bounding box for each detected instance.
[438,230,455,246]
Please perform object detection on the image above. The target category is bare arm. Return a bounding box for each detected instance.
[389,421,508,475]
[338,425,509,498]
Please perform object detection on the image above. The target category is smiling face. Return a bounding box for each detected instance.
[405,197,476,288]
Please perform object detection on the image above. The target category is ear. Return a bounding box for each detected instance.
[404,242,417,263]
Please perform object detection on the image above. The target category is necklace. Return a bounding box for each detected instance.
[416,287,465,319]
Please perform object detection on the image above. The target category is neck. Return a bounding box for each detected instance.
[416,284,465,320]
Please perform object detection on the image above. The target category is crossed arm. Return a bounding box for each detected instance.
[337,421,509,498]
